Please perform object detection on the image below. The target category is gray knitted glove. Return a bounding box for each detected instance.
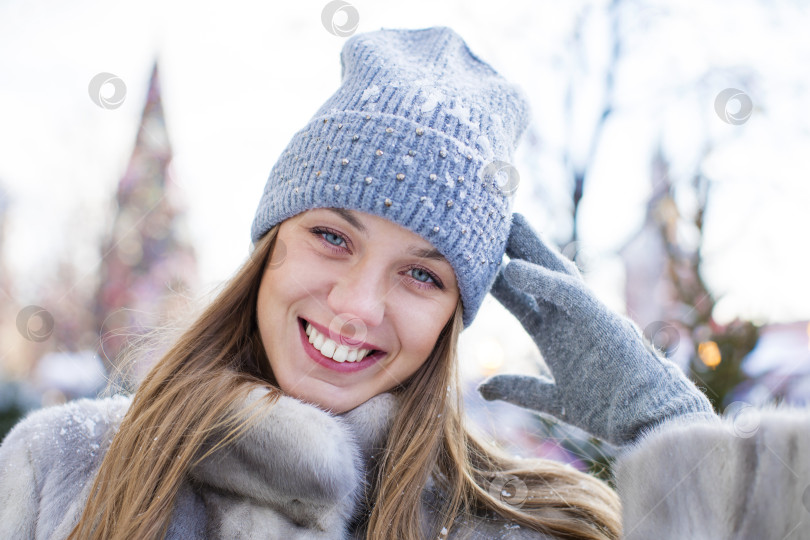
[478,213,718,446]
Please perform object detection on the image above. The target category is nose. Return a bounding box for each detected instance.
[326,257,387,329]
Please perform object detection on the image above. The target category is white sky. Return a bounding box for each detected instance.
[1,0,809,379]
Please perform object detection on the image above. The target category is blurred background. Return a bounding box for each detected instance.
[2,0,809,480]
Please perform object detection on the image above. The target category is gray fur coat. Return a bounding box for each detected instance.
[1,390,809,539]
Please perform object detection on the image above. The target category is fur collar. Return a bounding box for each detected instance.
[187,388,401,537]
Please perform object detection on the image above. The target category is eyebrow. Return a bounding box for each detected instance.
[407,246,446,261]
[327,208,366,233]
[326,208,448,262]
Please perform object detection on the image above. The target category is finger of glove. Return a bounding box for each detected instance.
[490,265,545,332]
[477,374,564,418]
[504,259,594,316]
[506,213,581,278]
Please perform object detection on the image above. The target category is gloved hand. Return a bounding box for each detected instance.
[478,213,718,446]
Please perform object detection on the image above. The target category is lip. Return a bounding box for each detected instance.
[298,318,385,373]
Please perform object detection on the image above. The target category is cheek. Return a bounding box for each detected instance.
[265,247,329,302]
[257,251,328,351]
[395,303,450,366]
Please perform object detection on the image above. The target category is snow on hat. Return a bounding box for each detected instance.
[251,26,531,327]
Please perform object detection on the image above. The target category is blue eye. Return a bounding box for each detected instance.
[410,267,433,283]
[311,227,352,254]
[322,232,345,247]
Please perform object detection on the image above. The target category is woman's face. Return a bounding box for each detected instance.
[256,208,460,413]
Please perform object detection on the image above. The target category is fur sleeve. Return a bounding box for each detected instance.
[613,405,810,539]
[0,417,38,539]
[0,395,131,539]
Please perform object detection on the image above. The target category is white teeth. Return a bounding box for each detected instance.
[313,332,325,349]
[333,345,349,363]
[304,322,375,362]
[320,339,336,358]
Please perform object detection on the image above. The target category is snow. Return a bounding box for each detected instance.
[475,134,494,162]
[445,99,477,130]
[361,84,380,101]
[82,418,97,436]
[421,90,444,113]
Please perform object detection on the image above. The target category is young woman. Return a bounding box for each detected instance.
[3,26,807,540]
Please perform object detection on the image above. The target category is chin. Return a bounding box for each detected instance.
[282,383,360,414]
[321,392,370,414]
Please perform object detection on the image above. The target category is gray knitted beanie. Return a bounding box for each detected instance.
[251,26,531,327]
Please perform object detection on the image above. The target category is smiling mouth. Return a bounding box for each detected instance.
[298,318,383,363]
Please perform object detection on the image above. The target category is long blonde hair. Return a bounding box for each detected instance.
[69,224,622,540]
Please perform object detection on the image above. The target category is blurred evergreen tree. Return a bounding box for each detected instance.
[93,62,198,381]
